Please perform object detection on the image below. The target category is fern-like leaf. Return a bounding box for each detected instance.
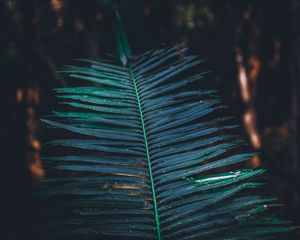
[38,13,293,240]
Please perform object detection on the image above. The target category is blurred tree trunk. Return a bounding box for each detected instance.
[0,1,37,239]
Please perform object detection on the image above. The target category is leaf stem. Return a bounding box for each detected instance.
[129,64,161,240]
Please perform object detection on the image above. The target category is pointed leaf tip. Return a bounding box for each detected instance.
[115,10,132,66]
[115,10,121,21]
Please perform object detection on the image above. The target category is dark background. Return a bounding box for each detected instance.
[0,0,299,239]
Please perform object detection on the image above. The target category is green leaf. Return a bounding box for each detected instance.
[115,11,132,66]
[38,13,294,240]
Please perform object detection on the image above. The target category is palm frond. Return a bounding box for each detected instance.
[38,12,294,240]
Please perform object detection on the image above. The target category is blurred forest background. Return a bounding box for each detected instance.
[0,0,300,239]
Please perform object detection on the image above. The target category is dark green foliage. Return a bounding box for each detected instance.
[38,13,293,240]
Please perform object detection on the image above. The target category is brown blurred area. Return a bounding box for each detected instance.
[0,0,299,239]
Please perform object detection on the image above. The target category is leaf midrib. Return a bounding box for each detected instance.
[129,64,161,240]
